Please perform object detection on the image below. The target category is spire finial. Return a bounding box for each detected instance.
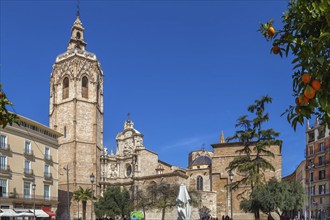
[127,112,131,121]
[76,0,80,17]
[220,130,225,143]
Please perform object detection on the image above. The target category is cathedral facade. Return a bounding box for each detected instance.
[49,14,282,220]
[100,119,217,219]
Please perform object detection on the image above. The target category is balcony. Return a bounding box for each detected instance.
[1,193,57,204]
[44,154,52,161]
[24,168,34,177]
[24,150,34,157]
[0,165,11,173]
[0,144,11,151]
[44,172,53,180]
[312,190,330,196]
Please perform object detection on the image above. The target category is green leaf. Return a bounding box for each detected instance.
[316,57,325,65]
[291,57,299,64]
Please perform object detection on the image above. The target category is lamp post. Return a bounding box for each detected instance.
[308,161,314,220]
[32,182,36,220]
[228,170,234,220]
[90,173,95,220]
[64,164,71,220]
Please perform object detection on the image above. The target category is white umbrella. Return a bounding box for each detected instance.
[177,184,191,220]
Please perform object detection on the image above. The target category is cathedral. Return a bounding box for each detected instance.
[49,13,282,220]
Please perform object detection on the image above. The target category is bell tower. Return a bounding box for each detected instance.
[49,13,104,219]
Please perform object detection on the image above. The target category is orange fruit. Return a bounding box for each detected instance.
[304,86,316,99]
[295,98,299,105]
[267,27,275,37]
[272,45,280,54]
[298,95,309,104]
[311,79,321,91]
[302,73,311,85]
[0,92,2,99]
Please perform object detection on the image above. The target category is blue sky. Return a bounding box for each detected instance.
[1,0,308,177]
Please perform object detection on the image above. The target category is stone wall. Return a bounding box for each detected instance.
[211,142,282,219]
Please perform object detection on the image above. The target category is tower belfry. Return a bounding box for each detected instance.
[67,15,87,51]
[49,12,104,219]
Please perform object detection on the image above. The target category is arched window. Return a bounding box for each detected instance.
[62,77,69,99]
[197,175,203,191]
[76,32,81,39]
[149,181,157,203]
[126,164,132,177]
[82,76,88,98]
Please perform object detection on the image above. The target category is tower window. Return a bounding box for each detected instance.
[197,175,203,191]
[64,126,67,138]
[76,32,81,39]
[63,77,69,99]
[82,76,88,98]
[126,164,132,177]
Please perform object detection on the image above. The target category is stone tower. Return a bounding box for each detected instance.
[49,14,104,219]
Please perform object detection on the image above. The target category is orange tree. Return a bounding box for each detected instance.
[259,0,330,129]
[0,84,19,128]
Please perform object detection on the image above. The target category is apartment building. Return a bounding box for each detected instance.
[305,120,330,219]
[0,114,61,216]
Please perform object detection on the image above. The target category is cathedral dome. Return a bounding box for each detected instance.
[191,156,212,166]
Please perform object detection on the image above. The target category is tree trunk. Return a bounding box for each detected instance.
[161,207,166,220]
[142,206,146,220]
[82,201,87,220]
[78,201,80,220]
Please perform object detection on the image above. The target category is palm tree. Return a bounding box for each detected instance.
[73,190,81,220]
[73,187,92,220]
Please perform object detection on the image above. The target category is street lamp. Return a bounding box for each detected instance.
[308,161,314,220]
[32,182,36,220]
[90,173,95,220]
[228,170,234,220]
[63,164,71,220]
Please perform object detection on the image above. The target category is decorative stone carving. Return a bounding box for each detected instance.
[107,163,118,178]
[123,139,133,156]
[102,147,108,156]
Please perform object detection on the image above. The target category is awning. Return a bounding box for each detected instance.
[0,209,19,217]
[42,207,56,217]
[16,212,34,217]
[14,209,34,217]
[30,209,49,218]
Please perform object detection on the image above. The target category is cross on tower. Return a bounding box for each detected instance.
[76,0,80,17]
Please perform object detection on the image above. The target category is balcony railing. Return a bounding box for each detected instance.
[311,190,330,196]
[44,154,52,161]
[0,165,11,172]
[44,172,53,180]
[24,150,34,157]
[24,168,34,176]
[0,193,57,202]
[0,144,11,151]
